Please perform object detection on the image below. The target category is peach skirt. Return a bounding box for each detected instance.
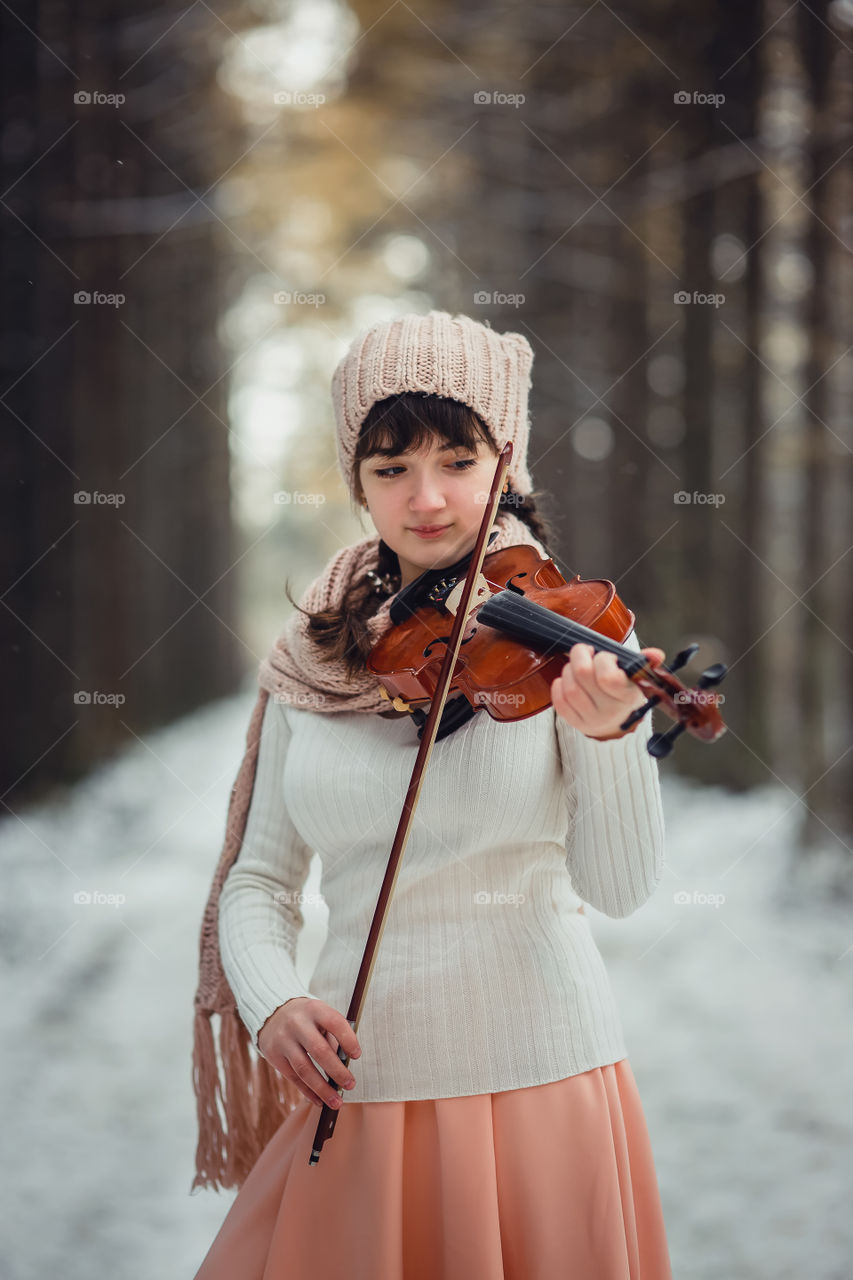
[194,1059,672,1280]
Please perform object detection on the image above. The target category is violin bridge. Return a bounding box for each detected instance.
[444,572,490,618]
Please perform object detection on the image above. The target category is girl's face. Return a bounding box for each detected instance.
[358,434,500,588]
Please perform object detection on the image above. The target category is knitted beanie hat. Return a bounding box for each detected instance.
[331,310,535,500]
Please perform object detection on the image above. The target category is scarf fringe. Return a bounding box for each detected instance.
[190,1006,302,1193]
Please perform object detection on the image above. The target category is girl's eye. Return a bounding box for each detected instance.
[374,459,476,478]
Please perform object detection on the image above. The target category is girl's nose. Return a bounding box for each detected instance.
[410,478,446,510]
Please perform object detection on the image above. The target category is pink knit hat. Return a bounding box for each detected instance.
[331,310,535,499]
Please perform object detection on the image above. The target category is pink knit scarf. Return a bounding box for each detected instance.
[190,511,547,1192]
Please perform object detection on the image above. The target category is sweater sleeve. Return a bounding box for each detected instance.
[218,696,320,1051]
[556,629,667,918]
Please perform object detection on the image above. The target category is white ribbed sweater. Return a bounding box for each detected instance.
[218,631,666,1103]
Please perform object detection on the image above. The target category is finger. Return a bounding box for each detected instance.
[291,1048,348,1109]
[564,650,617,716]
[552,679,584,727]
[553,665,592,725]
[567,642,597,680]
[278,1058,320,1108]
[324,1030,340,1054]
[640,647,666,666]
[326,1010,361,1061]
[567,645,612,700]
[587,650,634,702]
[322,1028,359,1085]
[305,1029,357,1091]
[551,673,587,728]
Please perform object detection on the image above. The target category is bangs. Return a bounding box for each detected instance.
[354,394,495,464]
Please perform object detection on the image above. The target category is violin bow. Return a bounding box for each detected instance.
[307,441,514,1167]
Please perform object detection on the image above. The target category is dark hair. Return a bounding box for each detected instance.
[285,393,557,678]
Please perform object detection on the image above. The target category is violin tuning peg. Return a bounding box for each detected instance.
[663,644,699,674]
[620,698,659,731]
[647,722,687,758]
[697,662,727,690]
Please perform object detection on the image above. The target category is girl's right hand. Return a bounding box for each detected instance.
[257,996,362,1110]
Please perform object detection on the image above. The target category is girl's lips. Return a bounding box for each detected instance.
[409,525,451,538]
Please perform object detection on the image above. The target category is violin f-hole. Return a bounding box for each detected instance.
[424,630,476,659]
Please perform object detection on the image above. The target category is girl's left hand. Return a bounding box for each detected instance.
[551,643,666,741]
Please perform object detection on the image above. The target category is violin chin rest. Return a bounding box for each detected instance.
[412,695,477,742]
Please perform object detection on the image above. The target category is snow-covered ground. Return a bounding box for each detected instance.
[2,684,851,1279]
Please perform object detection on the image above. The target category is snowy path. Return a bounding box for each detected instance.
[2,685,851,1279]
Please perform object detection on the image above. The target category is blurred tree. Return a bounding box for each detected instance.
[794,0,852,854]
[1,1,243,804]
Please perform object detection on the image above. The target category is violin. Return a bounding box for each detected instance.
[366,541,727,758]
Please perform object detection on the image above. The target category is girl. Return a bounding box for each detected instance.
[191,310,673,1279]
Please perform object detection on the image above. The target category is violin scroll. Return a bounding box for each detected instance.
[614,646,728,757]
